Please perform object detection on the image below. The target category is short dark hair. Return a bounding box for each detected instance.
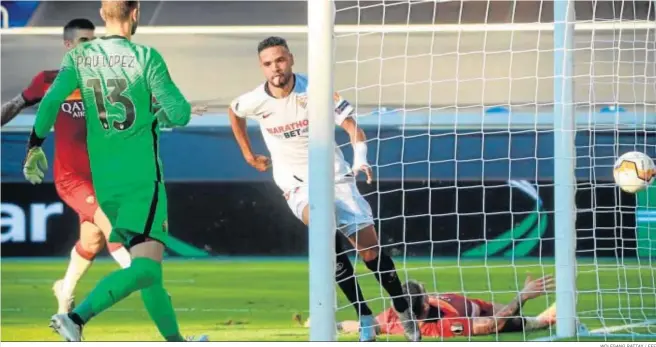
[63,18,95,40]
[403,280,427,319]
[257,36,289,54]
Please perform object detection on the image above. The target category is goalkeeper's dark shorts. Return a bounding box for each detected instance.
[98,181,169,248]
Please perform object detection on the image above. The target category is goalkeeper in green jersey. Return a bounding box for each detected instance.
[25,0,206,342]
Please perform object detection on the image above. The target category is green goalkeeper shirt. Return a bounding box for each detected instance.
[33,35,190,190]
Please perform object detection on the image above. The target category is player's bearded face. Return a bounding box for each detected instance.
[271,69,292,88]
[260,46,294,88]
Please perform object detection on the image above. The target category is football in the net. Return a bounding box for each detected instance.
[612,151,655,194]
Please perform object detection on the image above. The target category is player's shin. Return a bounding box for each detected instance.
[141,279,184,341]
[335,235,373,318]
[69,257,161,325]
[363,251,409,313]
[61,242,95,298]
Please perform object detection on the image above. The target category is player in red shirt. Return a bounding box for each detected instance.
[0,18,131,314]
[305,274,557,339]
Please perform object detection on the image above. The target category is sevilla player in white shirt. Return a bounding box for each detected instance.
[228,36,421,342]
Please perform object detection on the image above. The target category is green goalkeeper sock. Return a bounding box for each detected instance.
[70,257,160,324]
[141,283,184,341]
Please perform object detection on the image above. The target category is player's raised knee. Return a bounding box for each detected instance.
[74,240,100,260]
[80,241,104,256]
[79,222,105,253]
[358,247,379,262]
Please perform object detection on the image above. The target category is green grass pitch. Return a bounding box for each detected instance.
[1,258,654,342]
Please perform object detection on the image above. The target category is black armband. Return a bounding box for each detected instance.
[28,127,45,149]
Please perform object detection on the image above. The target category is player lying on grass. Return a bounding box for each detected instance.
[306,275,557,338]
[1,18,132,315]
[25,0,206,342]
[228,36,421,342]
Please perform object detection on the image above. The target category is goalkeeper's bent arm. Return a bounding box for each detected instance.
[146,48,191,127]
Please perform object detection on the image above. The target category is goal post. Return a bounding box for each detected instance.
[307,0,337,342]
[553,0,577,339]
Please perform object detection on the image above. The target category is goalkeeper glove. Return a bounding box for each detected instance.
[157,112,175,129]
[153,102,177,129]
[23,147,48,185]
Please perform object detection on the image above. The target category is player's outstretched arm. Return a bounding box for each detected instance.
[228,107,270,172]
[340,116,373,184]
[1,95,28,127]
[470,274,554,335]
[147,49,191,127]
[2,72,46,127]
[470,295,526,335]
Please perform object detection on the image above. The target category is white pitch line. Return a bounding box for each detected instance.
[5,278,195,284]
[588,319,656,334]
[531,319,656,341]
[2,307,306,314]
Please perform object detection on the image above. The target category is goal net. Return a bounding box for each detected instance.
[324,0,656,341]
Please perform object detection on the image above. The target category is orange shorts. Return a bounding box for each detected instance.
[469,298,495,317]
[55,179,98,224]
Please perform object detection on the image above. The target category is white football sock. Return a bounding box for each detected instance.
[110,247,132,268]
[525,316,549,331]
[61,247,93,298]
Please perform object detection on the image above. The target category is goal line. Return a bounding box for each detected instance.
[531,319,656,341]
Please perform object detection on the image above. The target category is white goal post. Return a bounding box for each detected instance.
[553,0,577,339]
[307,0,655,342]
[307,0,337,342]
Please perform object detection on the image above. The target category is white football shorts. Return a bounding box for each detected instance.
[286,180,374,237]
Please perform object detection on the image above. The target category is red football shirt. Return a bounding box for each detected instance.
[22,70,91,183]
[377,294,492,338]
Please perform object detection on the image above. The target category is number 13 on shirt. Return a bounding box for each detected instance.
[86,78,136,131]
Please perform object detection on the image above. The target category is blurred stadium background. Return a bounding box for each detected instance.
[1,0,655,342]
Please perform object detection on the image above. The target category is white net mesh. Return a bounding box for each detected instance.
[331,0,655,341]
[573,4,656,338]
